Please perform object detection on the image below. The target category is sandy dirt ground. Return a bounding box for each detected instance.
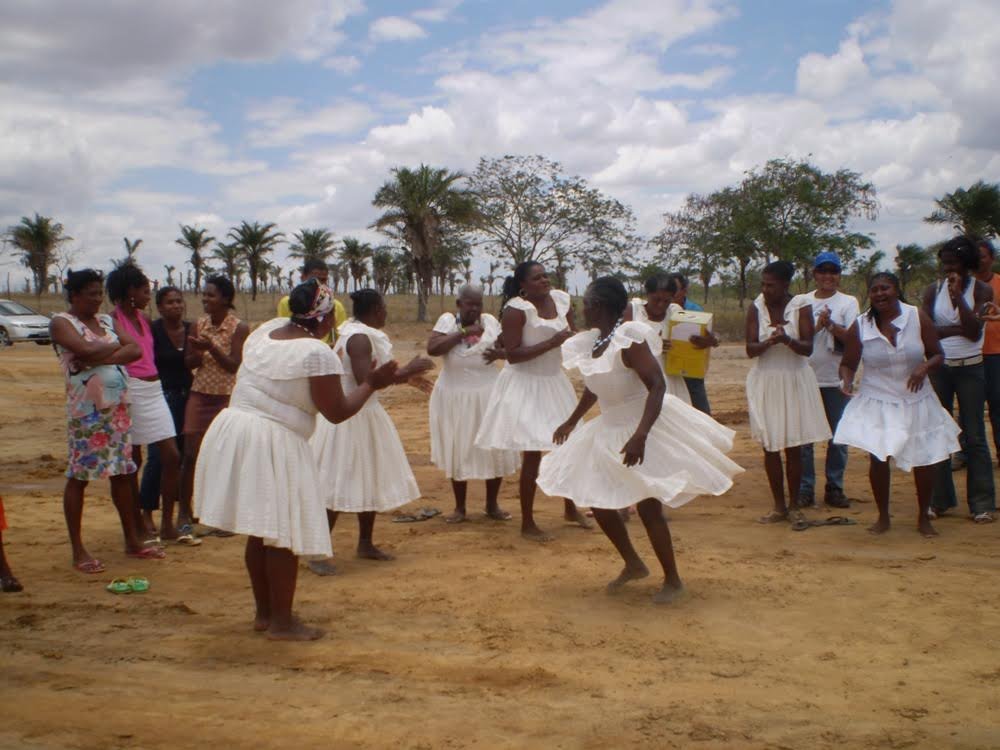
[2,324,1000,750]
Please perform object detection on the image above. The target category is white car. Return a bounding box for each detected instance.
[0,299,52,346]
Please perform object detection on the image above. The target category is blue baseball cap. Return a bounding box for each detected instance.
[813,251,842,270]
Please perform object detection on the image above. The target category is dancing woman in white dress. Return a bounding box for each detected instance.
[427,285,519,523]
[746,261,831,524]
[834,273,960,537]
[195,281,398,640]
[538,277,742,603]
[476,261,591,540]
[622,273,692,404]
[310,289,433,569]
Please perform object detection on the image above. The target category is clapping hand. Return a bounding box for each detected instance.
[188,335,212,352]
[980,301,1000,322]
[482,346,505,364]
[366,361,399,390]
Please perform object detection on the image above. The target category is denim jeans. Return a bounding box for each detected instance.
[931,363,995,514]
[986,354,1000,458]
[138,388,187,512]
[800,386,849,496]
[683,377,711,415]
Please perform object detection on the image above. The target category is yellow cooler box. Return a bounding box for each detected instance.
[664,310,713,379]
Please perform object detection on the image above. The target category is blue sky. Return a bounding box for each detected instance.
[1,0,997,289]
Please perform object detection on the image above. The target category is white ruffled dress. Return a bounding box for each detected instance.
[194,318,342,557]
[746,294,832,452]
[834,304,960,471]
[311,320,420,512]
[629,299,692,405]
[475,290,578,452]
[537,322,743,509]
[429,313,520,481]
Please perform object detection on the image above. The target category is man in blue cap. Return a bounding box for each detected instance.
[797,251,859,508]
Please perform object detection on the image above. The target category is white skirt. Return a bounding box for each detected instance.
[538,395,743,509]
[475,368,577,452]
[194,408,331,557]
[746,366,831,451]
[127,377,176,446]
[430,380,520,481]
[311,401,420,512]
[834,391,961,471]
[665,374,692,405]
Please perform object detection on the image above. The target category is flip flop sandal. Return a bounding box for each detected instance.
[106,578,132,595]
[757,511,788,525]
[174,534,203,546]
[142,537,163,547]
[127,546,166,560]
[126,576,150,593]
[74,559,106,574]
[822,516,858,526]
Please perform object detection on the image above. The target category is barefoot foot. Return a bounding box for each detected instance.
[564,508,594,529]
[606,563,650,594]
[652,583,685,605]
[253,613,270,632]
[266,619,325,641]
[868,518,891,535]
[357,543,395,561]
[307,558,338,576]
[918,519,939,538]
[444,511,467,524]
[484,507,511,521]
[757,509,788,524]
[521,525,555,543]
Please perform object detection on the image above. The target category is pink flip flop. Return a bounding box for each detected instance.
[73,558,106,574]
[127,547,166,560]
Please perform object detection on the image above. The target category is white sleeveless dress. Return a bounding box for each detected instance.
[628,298,692,405]
[537,322,742,509]
[194,318,343,557]
[746,294,831,451]
[834,304,960,470]
[429,313,520,480]
[475,290,578,452]
[311,320,420,512]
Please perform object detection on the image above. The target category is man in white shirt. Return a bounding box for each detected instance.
[798,251,859,509]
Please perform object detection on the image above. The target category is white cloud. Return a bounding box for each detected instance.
[369,16,427,42]
[247,99,376,146]
[688,43,739,59]
[323,55,362,74]
[412,0,464,23]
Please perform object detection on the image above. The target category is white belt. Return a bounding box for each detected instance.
[944,354,983,367]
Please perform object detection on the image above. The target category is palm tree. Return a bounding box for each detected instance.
[894,243,933,298]
[371,164,479,321]
[210,242,241,282]
[176,225,216,291]
[288,228,337,264]
[925,181,1000,239]
[226,221,283,300]
[164,264,177,286]
[340,237,371,290]
[483,260,500,295]
[850,250,886,303]
[371,247,396,294]
[432,233,470,297]
[4,214,72,296]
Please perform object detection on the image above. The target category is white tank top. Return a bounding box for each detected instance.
[932,279,983,359]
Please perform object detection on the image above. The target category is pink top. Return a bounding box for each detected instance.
[112,306,158,378]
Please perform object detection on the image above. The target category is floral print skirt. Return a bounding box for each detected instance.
[65,402,137,481]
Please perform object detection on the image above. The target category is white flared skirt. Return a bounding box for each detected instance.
[430,380,520,481]
[537,395,743,509]
[311,402,420,512]
[127,377,176,446]
[746,366,831,451]
[475,368,577,452]
[194,408,331,557]
[833,392,961,471]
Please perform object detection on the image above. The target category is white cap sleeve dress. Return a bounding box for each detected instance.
[745,294,832,452]
[628,298,692,404]
[537,322,743,509]
[194,318,344,557]
[310,319,420,512]
[474,290,578,452]
[428,313,520,480]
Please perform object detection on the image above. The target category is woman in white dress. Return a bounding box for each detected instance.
[834,273,960,537]
[539,277,742,603]
[311,289,434,567]
[746,261,831,524]
[475,261,591,541]
[622,273,692,404]
[427,285,519,523]
[195,281,398,641]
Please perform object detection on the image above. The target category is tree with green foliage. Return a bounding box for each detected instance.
[432,233,470,296]
[176,225,216,291]
[372,164,479,321]
[894,243,934,298]
[371,247,396,294]
[340,237,372,291]
[288,228,337,264]
[924,180,1000,239]
[227,221,283,300]
[850,249,887,302]
[210,242,241,282]
[658,193,727,305]
[4,213,73,296]
[468,154,637,280]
